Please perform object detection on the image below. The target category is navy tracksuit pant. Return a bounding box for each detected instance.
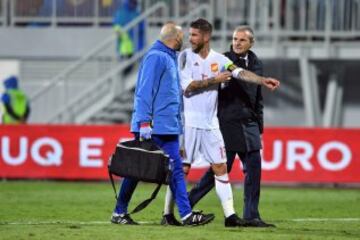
[188,150,261,220]
[114,134,192,219]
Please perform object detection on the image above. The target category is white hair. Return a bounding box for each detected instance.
[234,25,255,43]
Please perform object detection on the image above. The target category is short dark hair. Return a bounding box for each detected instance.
[190,18,212,34]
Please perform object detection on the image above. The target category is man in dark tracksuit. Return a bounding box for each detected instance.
[187,26,275,227]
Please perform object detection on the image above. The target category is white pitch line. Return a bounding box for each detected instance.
[0,221,109,225]
[0,221,151,225]
[1,218,359,226]
[291,218,360,222]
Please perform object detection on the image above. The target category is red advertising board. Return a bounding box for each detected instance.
[0,125,132,180]
[0,125,359,183]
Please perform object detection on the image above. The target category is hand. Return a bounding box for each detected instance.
[139,122,152,140]
[215,71,232,83]
[261,77,280,91]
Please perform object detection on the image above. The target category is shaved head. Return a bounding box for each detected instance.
[160,22,184,51]
[160,22,182,41]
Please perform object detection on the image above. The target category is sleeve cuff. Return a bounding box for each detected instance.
[140,122,151,128]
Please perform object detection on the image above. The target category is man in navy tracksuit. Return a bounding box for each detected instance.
[110,23,214,226]
[187,26,276,227]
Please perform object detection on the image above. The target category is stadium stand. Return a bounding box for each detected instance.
[0,0,359,127]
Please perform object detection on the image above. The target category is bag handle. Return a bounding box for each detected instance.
[108,163,119,200]
[129,183,162,214]
[108,163,163,214]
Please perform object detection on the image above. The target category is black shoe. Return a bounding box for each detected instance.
[161,213,182,226]
[111,213,139,225]
[224,214,246,227]
[182,211,215,226]
[244,218,275,228]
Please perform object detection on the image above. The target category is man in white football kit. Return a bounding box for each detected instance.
[161,18,280,227]
[180,49,231,166]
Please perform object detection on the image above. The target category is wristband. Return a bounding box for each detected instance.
[232,68,243,78]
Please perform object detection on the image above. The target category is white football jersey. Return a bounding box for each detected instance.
[178,48,233,129]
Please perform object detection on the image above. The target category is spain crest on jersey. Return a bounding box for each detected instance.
[211,63,219,73]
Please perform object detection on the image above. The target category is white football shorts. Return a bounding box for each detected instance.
[183,126,226,165]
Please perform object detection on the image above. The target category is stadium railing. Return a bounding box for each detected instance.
[28,1,169,123]
[212,0,360,50]
[8,0,120,26]
[2,0,360,125]
[4,0,213,27]
[29,3,211,124]
[0,0,5,26]
[3,0,360,40]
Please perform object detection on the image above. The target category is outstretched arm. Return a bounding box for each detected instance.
[226,63,280,91]
[239,70,280,91]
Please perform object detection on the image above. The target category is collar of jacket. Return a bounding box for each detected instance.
[227,45,257,63]
[151,40,177,60]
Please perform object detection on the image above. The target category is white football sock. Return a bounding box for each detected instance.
[163,185,175,215]
[215,173,235,218]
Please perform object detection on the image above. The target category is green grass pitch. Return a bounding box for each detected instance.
[0,181,359,240]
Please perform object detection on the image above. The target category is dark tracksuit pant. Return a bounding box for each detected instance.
[188,150,261,220]
[114,134,192,219]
